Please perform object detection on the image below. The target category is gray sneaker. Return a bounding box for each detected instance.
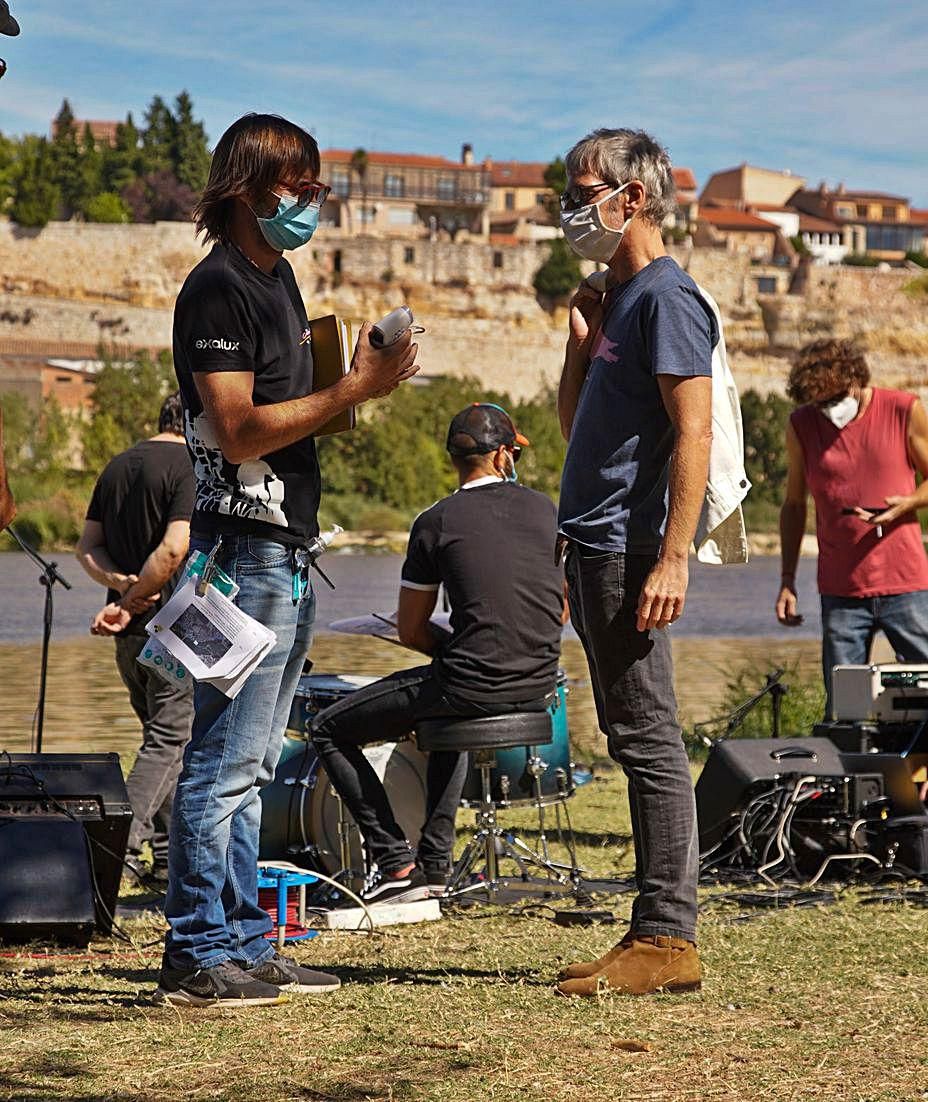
[154,957,285,1007]
[245,953,341,994]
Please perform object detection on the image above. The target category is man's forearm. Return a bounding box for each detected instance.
[779,501,806,581]
[120,543,185,606]
[76,544,131,591]
[557,341,589,442]
[660,430,712,562]
[216,376,358,464]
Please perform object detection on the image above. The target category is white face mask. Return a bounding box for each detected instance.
[560,182,632,263]
[820,393,859,429]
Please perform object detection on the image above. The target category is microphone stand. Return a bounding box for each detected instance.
[6,525,71,753]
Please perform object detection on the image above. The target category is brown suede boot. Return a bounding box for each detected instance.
[556,935,701,997]
[558,931,636,981]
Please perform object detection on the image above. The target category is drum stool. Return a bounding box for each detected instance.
[417,711,579,903]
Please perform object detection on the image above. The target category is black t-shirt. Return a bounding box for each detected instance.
[401,479,563,704]
[86,438,195,632]
[172,241,320,544]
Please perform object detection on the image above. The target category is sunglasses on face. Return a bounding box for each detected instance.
[274,180,331,209]
[559,181,617,212]
[509,445,522,463]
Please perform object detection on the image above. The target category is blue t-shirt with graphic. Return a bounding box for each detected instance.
[558,256,717,554]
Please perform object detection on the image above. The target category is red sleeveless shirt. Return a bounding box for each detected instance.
[791,388,928,597]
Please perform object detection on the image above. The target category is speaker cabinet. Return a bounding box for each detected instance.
[696,738,846,850]
[0,753,133,945]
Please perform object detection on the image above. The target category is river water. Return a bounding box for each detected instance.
[0,550,854,760]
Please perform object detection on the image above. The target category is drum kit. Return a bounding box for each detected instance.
[258,615,589,905]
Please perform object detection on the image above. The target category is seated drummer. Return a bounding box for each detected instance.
[311,403,566,903]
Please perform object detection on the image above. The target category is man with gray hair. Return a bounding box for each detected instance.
[555,128,713,998]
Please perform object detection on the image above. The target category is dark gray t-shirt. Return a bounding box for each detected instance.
[401,480,563,705]
[558,256,717,554]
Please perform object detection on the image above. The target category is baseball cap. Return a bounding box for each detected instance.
[446,403,530,456]
[1,2,19,35]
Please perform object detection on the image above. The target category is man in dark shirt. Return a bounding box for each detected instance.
[311,404,566,904]
[555,128,712,998]
[160,113,419,1008]
[76,392,194,886]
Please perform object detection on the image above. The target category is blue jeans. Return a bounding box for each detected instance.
[821,590,928,718]
[164,534,315,969]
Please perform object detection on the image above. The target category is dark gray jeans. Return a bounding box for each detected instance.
[114,633,194,866]
[566,547,698,941]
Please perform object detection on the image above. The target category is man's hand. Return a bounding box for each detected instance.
[775,582,804,627]
[90,603,131,636]
[568,283,604,349]
[120,591,160,615]
[637,557,688,632]
[855,496,913,527]
[347,322,419,402]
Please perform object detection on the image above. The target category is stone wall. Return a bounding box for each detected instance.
[1,219,925,402]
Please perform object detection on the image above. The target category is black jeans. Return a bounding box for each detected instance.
[566,547,698,941]
[114,633,194,866]
[311,664,548,875]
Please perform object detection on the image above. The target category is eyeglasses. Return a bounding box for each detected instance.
[275,181,331,209]
[559,181,617,212]
[510,445,522,463]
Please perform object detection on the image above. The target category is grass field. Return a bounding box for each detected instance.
[1,768,927,1102]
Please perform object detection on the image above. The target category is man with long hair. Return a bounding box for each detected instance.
[159,113,418,1007]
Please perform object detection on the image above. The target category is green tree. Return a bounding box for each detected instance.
[0,130,17,209]
[541,156,566,223]
[32,396,74,473]
[9,137,60,228]
[141,95,175,175]
[50,99,82,217]
[84,352,177,469]
[172,91,210,192]
[73,123,104,216]
[350,148,369,234]
[0,391,32,467]
[102,113,142,194]
[740,389,791,504]
[533,237,582,299]
[82,191,130,223]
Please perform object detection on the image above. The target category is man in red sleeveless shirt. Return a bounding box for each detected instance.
[776,338,928,715]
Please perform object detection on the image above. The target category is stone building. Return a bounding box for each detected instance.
[318,145,491,240]
[788,184,926,261]
[700,163,806,209]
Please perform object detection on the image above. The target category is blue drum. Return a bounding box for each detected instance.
[459,670,573,806]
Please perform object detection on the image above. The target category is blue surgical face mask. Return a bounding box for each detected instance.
[255,193,319,251]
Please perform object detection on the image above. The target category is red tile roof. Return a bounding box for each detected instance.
[798,213,843,233]
[672,167,698,191]
[489,233,520,246]
[321,149,479,171]
[698,208,778,231]
[490,161,549,188]
[909,208,928,226]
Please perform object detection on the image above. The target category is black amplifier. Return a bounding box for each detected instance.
[0,753,133,944]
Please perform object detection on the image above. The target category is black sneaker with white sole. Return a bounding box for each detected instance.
[361,865,430,905]
[420,867,449,897]
[244,953,340,994]
[154,957,285,1007]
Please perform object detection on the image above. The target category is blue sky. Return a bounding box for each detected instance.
[1,0,926,204]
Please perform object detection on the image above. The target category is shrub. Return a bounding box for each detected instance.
[533,238,582,300]
[904,250,928,268]
[82,191,130,223]
[843,253,880,267]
